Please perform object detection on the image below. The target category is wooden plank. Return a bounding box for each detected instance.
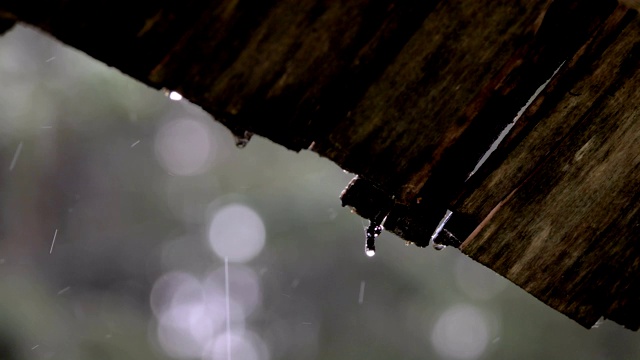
[3,0,640,330]
[0,17,14,35]
[148,0,441,150]
[338,0,618,245]
[449,6,635,240]
[458,13,640,329]
[2,0,441,149]
[0,0,214,78]
[317,0,555,193]
[3,1,618,244]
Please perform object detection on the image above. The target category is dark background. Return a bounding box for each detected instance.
[0,25,637,360]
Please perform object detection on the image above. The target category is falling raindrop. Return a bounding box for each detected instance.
[364,220,383,257]
[225,257,231,360]
[49,228,58,254]
[358,281,366,304]
[9,141,23,171]
[233,130,253,148]
[57,286,71,295]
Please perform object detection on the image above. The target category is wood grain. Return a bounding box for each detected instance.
[2,0,640,329]
[460,13,640,329]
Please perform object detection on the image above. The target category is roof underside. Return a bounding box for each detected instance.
[2,0,639,329]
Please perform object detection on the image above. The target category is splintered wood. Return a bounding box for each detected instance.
[1,0,639,329]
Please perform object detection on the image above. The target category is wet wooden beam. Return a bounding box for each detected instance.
[452,7,640,330]
[328,0,619,246]
[2,0,640,330]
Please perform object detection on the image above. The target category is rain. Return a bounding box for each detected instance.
[0,24,638,360]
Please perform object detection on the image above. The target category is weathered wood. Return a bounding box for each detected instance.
[450,6,635,237]
[0,18,14,35]
[340,0,619,246]
[456,10,640,330]
[2,0,640,330]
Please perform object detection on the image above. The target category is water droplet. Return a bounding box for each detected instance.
[9,141,23,172]
[168,91,183,101]
[364,220,383,257]
[233,130,253,148]
[358,281,366,304]
[433,243,446,251]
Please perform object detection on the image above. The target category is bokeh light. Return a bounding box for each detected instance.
[204,265,261,316]
[150,270,249,359]
[208,204,266,263]
[2,23,639,360]
[431,304,491,360]
[150,272,201,318]
[154,117,216,176]
[204,330,270,360]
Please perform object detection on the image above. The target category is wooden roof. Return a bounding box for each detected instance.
[2,0,639,329]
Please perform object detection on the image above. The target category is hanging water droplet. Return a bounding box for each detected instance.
[432,242,446,251]
[364,220,383,257]
[162,88,183,101]
[168,91,183,101]
[233,130,253,148]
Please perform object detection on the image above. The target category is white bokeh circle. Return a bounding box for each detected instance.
[154,117,215,176]
[431,304,490,360]
[208,204,266,262]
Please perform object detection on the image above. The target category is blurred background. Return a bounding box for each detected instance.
[0,24,637,360]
